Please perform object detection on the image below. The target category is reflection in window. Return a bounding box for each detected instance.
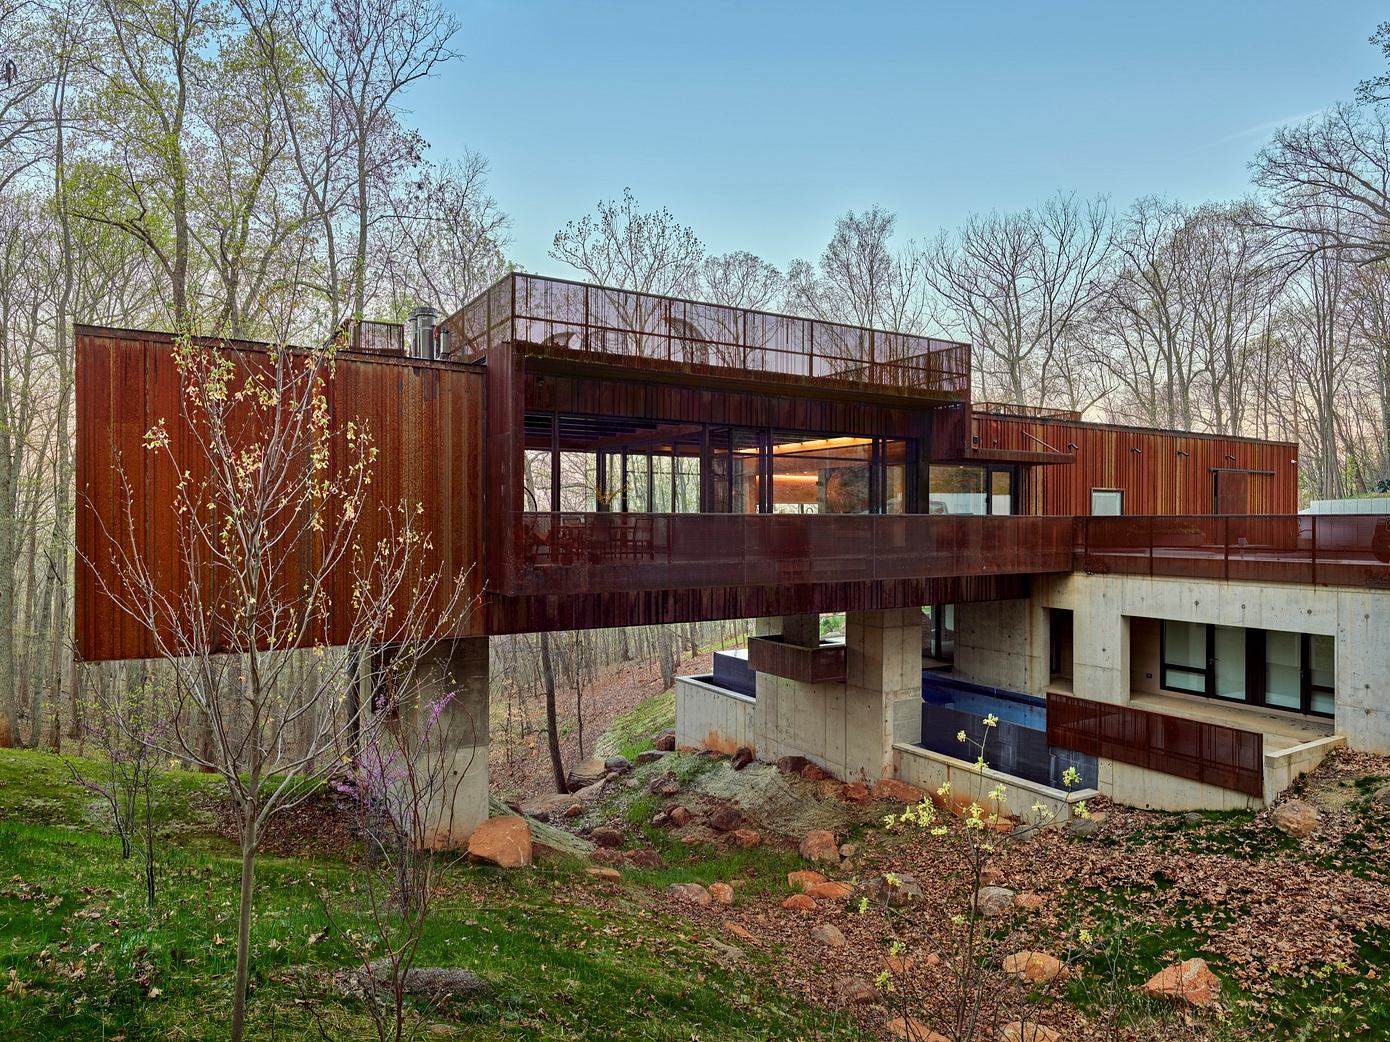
[1309,634,1335,716]
[1265,630,1302,710]
[929,466,987,515]
[765,435,873,514]
[1162,620,1208,694]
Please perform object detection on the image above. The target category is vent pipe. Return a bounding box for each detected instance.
[409,305,439,360]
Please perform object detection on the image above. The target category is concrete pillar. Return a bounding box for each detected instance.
[844,607,923,782]
[953,597,1049,695]
[780,613,821,648]
[376,636,490,848]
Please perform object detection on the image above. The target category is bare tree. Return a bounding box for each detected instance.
[551,187,704,296]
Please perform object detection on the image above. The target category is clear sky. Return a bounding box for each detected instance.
[409,1,1388,275]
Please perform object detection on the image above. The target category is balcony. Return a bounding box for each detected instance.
[454,273,971,401]
[504,512,1075,597]
[747,635,847,684]
[1075,514,1390,588]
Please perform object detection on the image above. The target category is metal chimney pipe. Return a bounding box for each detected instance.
[408,305,439,360]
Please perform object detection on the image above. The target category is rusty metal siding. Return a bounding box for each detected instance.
[970,414,1299,515]
[76,327,485,663]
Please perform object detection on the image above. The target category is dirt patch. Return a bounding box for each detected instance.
[206,786,359,859]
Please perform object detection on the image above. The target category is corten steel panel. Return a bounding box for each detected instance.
[1075,514,1390,589]
[75,328,484,663]
[969,413,1299,516]
[746,635,848,683]
[1046,691,1264,797]
[443,272,971,403]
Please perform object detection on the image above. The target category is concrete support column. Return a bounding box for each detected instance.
[1071,593,1129,705]
[779,613,821,648]
[953,596,1049,695]
[376,636,490,848]
[844,607,923,783]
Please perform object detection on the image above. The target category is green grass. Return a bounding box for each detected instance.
[0,748,867,1041]
[598,689,677,762]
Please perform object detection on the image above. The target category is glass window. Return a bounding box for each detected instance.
[557,450,597,511]
[768,434,873,514]
[1162,620,1208,694]
[1091,489,1124,516]
[1265,630,1302,710]
[930,466,987,515]
[523,449,553,511]
[990,469,1014,516]
[1308,634,1335,716]
[883,439,911,515]
[1213,625,1246,701]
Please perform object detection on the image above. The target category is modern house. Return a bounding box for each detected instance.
[75,272,1390,841]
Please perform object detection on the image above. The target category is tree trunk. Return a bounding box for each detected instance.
[231,817,258,1042]
[540,633,565,793]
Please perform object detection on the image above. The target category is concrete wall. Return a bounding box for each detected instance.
[953,597,1049,695]
[891,743,1096,823]
[675,676,755,754]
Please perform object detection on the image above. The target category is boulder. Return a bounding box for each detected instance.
[782,894,817,911]
[731,746,756,770]
[590,847,624,866]
[973,886,1016,918]
[590,826,624,848]
[567,757,609,791]
[518,792,579,820]
[650,811,670,828]
[731,828,762,849]
[669,805,692,827]
[1066,815,1102,839]
[776,755,810,775]
[885,1017,950,1041]
[604,755,633,774]
[667,882,712,907]
[997,1023,1061,1042]
[1272,799,1321,838]
[708,882,735,905]
[466,816,533,869]
[863,871,923,908]
[635,749,669,765]
[1373,783,1390,811]
[835,975,878,1004]
[625,848,663,869]
[808,880,855,901]
[873,778,926,804]
[801,763,831,782]
[586,867,620,881]
[799,830,840,862]
[841,782,871,803]
[358,960,487,1002]
[653,730,676,752]
[647,771,681,797]
[1141,957,1222,1007]
[883,954,916,975]
[1001,950,1068,984]
[788,870,827,891]
[707,805,743,832]
[810,923,846,947]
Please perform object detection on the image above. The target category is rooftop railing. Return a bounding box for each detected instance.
[455,273,971,399]
[1075,514,1390,589]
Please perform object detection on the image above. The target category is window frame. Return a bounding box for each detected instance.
[1090,487,1124,516]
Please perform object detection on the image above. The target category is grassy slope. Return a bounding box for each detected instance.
[0,748,867,1041]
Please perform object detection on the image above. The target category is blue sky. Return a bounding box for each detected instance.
[410,1,1387,274]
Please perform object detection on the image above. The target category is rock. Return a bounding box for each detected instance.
[654,730,676,752]
[1184,811,1205,827]
[835,975,878,1004]
[731,828,762,848]
[1013,892,1044,912]
[788,870,827,891]
[708,882,734,905]
[801,763,830,782]
[625,848,663,869]
[708,939,744,964]
[884,955,916,975]
[841,782,871,803]
[782,893,817,911]
[873,778,926,804]
[571,779,608,803]
[1066,815,1102,839]
[586,867,620,880]
[863,872,923,908]
[973,886,1016,917]
[1002,950,1068,984]
[810,923,846,947]
[604,755,633,774]
[707,805,743,832]
[1373,784,1390,811]
[997,1022,1061,1042]
[590,847,624,866]
[647,771,681,797]
[838,842,858,859]
[926,952,941,967]
[567,757,609,791]
[359,961,488,1001]
[563,804,583,819]
[808,880,854,901]
[776,755,810,775]
[466,816,533,869]
[1272,799,1321,838]
[979,863,1006,886]
[650,811,670,827]
[517,792,579,819]
[730,746,756,770]
[723,921,756,942]
[885,1017,950,1041]
[590,826,624,848]
[1142,957,1221,1007]
[669,805,692,827]
[667,882,712,907]
[635,749,669,765]
[799,830,840,862]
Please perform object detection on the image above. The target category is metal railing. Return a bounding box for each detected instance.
[1074,514,1390,589]
[456,273,971,399]
[1047,692,1264,797]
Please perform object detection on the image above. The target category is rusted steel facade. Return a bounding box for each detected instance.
[971,411,1299,515]
[746,635,847,684]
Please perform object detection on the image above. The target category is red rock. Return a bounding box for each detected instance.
[835,975,877,1004]
[776,755,810,775]
[668,805,692,827]
[979,863,1006,886]
[873,778,925,804]
[563,803,583,819]
[1001,950,1067,984]
[586,867,620,881]
[590,826,624,848]
[808,880,854,901]
[800,763,830,782]
[885,1017,950,1041]
[997,1022,1061,1042]
[1013,892,1044,912]
[707,805,743,832]
[625,848,663,869]
[708,882,734,905]
[723,921,756,942]
[787,870,827,891]
[883,955,916,975]
[465,816,533,869]
[799,830,840,862]
[841,782,871,803]
[667,882,711,907]
[590,847,624,866]
[782,893,817,911]
[730,746,755,770]
[731,828,762,848]
[654,731,676,752]
[1141,957,1222,1007]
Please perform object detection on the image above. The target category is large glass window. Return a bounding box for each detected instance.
[1265,630,1302,710]
[1161,620,1208,694]
[1213,625,1246,702]
[1162,621,1335,718]
[929,466,987,515]
[768,434,872,514]
[1309,634,1335,716]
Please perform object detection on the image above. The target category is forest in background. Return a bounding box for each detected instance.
[5,1,1390,756]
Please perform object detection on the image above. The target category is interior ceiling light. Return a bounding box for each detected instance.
[737,436,872,455]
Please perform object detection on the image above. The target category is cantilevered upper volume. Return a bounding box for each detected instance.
[446,273,972,402]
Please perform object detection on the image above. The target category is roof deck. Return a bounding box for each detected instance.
[451,273,971,401]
